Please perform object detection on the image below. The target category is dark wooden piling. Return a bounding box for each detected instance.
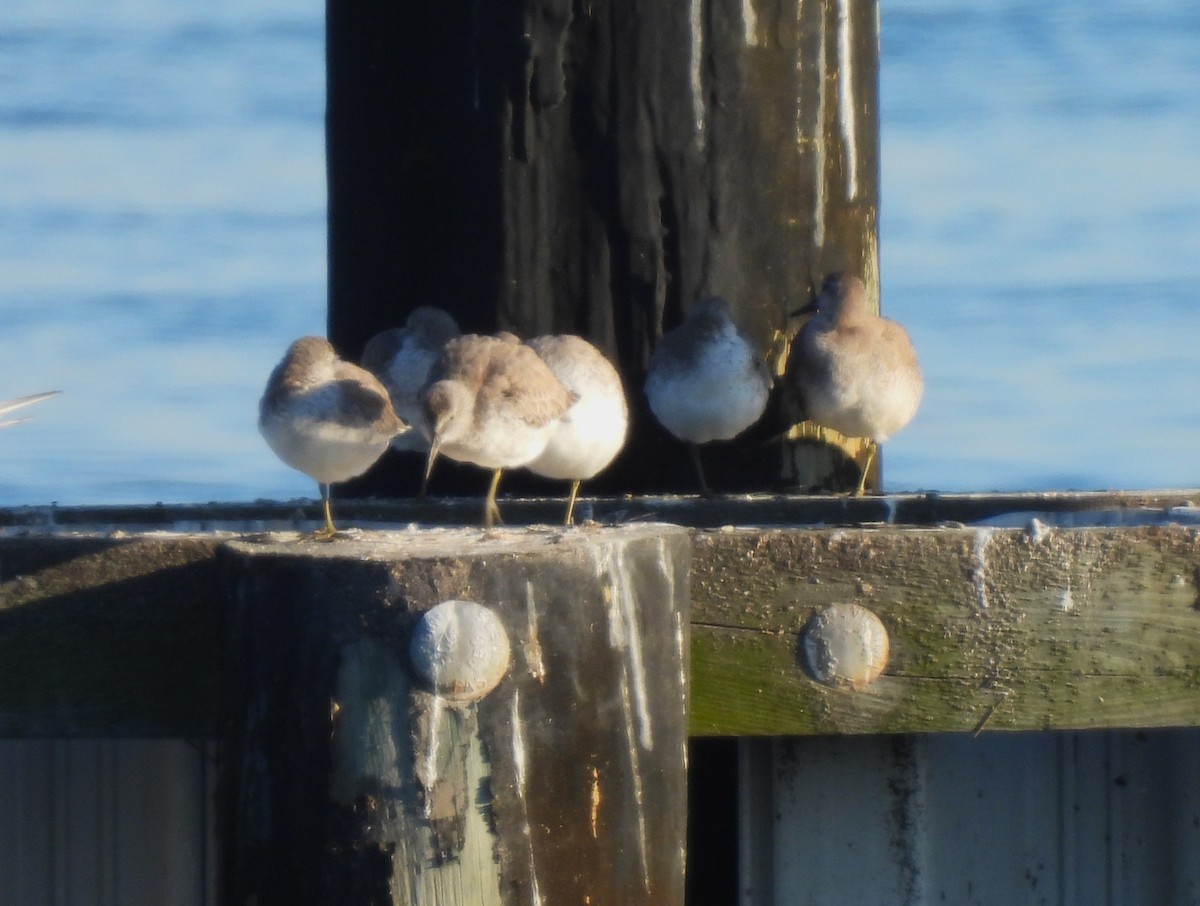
[328,0,881,499]
[218,525,690,905]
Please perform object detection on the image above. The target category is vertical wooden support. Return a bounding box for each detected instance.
[769,0,883,493]
[218,525,690,905]
[328,0,880,497]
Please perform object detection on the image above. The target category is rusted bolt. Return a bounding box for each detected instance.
[409,600,511,703]
[802,602,889,690]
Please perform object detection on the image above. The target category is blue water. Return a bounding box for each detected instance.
[882,0,1200,492]
[0,0,1196,506]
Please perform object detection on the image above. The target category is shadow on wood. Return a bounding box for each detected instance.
[0,537,222,736]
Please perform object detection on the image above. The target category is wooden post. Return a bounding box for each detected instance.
[327,0,881,498]
[218,525,690,905]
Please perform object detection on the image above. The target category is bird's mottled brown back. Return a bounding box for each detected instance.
[482,341,576,428]
[331,360,407,435]
[427,334,492,387]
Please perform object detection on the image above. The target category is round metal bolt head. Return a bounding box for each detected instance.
[803,602,889,690]
[410,600,511,703]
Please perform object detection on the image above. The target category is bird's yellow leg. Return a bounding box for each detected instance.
[564,479,582,526]
[316,484,337,539]
[855,443,878,497]
[483,469,505,528]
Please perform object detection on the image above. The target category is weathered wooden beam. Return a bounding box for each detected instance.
[691,525,1200,736]
[0,537,222,737]
[1,494,1197,739]
[219,526,689,905]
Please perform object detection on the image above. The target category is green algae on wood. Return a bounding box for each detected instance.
[0,502,1197,740]
[689,525,1200,736]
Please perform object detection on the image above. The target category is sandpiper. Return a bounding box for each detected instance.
[419,332,575,527]
[644,296,772,494]
[787,272,923,495]
[525,334,628,525]
[361,306,460,455]
[259,336,409,536]
[0,391,60,428]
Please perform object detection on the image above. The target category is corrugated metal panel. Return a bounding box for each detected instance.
[4,732,1198,904]
[0,740,215,906]
[741,729,1200,906]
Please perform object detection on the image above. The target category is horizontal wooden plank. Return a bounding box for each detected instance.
[0,537,223,736]
[0,497,1197,737]
[690,525,1200,735]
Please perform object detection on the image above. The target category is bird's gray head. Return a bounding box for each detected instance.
[360,328,406,376]
[690,296,733,322]
[274,336,338,389]
[818,273,870,320]
[288,335,336,362]
[792,273,871,324]
[406,306,461,345]
[420,379,472,445]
